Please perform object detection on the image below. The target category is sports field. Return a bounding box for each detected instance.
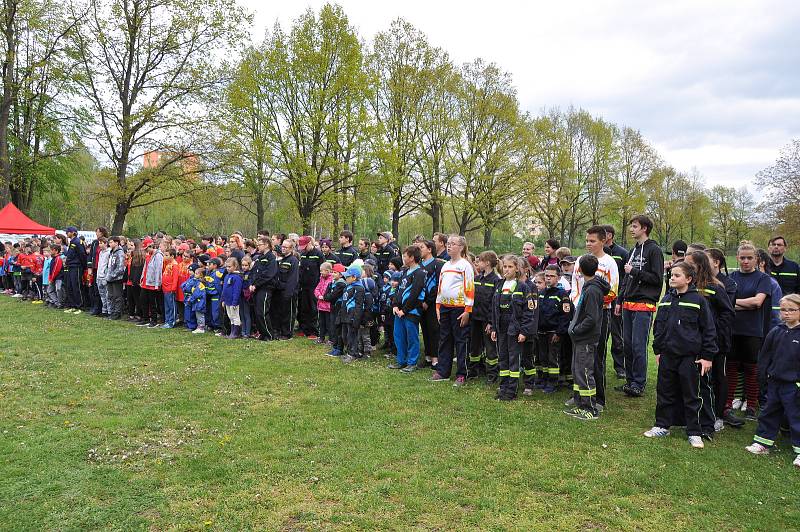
[1,297,797,530]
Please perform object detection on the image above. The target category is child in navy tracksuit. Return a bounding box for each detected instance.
[240,256,254,338]
[469,251,501,382]
[537,265,571,393]
[204,258,224,331]
[746,293,800,468]
[490,255,537,401]
[390,246,426,372]
[340,266,366,363]
[380,271,400,358]
[182,266,207,333]
[646,261,717,448]
[221,257,243,339]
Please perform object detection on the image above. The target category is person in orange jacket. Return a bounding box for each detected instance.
[161,248,179,328]
[175,244,192,325]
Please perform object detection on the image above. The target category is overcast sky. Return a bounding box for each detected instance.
[241,0,800,189]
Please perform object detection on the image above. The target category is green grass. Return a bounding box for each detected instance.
[1,298,798,531]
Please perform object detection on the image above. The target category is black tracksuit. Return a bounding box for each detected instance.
[568,276,610,413]
[769,258,800,295]
[469,270,501,380]
[273,254,299,338]
[490,279,537,399]
[324,278,347,355]
[340,281,365,358]
[251,251,278,340]
[652,286,718,436]
[64,236,87,309]
[752,324,800,453]
[375,244,397,275]
[537,285,571,387]
[298,248,324,335]
[420,256,444,365]
[337,245,358,267]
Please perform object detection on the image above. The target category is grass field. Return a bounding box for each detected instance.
[1,297,798,531]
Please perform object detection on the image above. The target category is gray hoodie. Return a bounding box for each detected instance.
[142,249,163,288]
[106,246,126,282]
[568,275,611,345]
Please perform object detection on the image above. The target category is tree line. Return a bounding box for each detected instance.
[0,0,797,252]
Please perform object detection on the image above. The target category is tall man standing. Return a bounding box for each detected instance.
[768,235,799,295]
[63,226,87,314]
[298,236,324,338]
[616,215,664,397]
[603,225,629,379]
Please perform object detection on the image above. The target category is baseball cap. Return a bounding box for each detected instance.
[390,272,402,281]
[196,253,210,264]
[377,231,392,240]
[333,263,346,273]
[142,237,154,247]
[559,256,577,264]
[319,238,332,247]
[188,264,199,272]
[177,243,190,252]
[298,236,312,247]
[345,266,361,278]
[65,226,78,233]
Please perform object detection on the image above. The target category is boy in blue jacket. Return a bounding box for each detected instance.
[204,258,225,332]
[324,264,347,357]
[537,265,572,393]
[340,266,366,364]
[182,266,208,333]
[222,257,244,339]
[746,293,800,469]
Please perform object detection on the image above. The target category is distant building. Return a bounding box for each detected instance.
[143,150,199,176]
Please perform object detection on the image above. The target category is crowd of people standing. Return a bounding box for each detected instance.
[1,216,798,467]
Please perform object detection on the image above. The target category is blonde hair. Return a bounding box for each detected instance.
[737,240,756,255]
[501,254,523,279]
[447,234,468,259]
[555,247,572,260]
[781,293,800,309]
[320,262,332,271]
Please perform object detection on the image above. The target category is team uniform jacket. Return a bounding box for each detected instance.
[204,268,225,299]
[538,285,571,334]
[698,282,735,354]
[758,323,800,383]
[322,251,341,266]
[182,277,207,313]
[299,248,324,287]
[770,258,800,295]
[490,279,537,338]
[652,286,718,361]
[64,236,86,270]
[393,264,426,320]
[472,270,501,323]
[421,257,445,309]
[275,254,300,298]
[337,245,358,267]
[325,278,347,324]
[251,251,278,290]
[222,272,244,307]
[340,282,366,327]
[375,244,397,274]
[48,255,64,283]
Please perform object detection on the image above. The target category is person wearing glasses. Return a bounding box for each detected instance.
[745,293,800,469]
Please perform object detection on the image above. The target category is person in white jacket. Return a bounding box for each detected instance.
[95,238,111,316]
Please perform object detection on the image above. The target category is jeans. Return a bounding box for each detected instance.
[163,291,176,326]
[240,298,253,337]
[623,309,654,390]
[393,315,420,366]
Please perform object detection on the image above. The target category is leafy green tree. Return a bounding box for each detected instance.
[72,0,248,234]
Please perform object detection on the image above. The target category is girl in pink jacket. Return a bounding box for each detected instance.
[314,262,335,344]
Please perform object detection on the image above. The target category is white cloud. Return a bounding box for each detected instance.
[240,0,800,188]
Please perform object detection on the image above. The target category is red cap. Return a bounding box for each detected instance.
[298,236,312,247]
[333,264,346,273]
[142,237,154,247]
[177,243,190,252]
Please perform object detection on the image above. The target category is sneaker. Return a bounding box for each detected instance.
[325,350,341,357]
[64,308,75,313]
[564,397,575,407]
[643,427,670,438]
[429,372,448,382]
[147,323,160,329]
[341,355,355,364]
[161,324,174,329]
[565,407,598,420]
[731,398,743,410]
[307,335,318,340]
[542,385,557,394]
[714,419,724,432]
[744,442,770,455]
[616,372,626,380]
[315,338,325,344]
[740,400,748,412]
[72,309,82,315]
[135,321,149,327]
[596,403,604,413]
[400,366,417,373]
[387,363,406,369]
[296,332,306,337]
[793,455,800,468]
[522,388,533,396]
[31,300,43,305]
[744,408,758,421]
[11,293,24,298]
[723,409,745,428]
[625,385,644,397]
[191,328,206,334]
[498,394,515,401]
[688,436,705,449]
[453,376,466,387]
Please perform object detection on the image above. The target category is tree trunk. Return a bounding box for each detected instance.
[431,201,441,234]
[0,0,17,207]
[112,201,129,235]
[391,202,400,239]
[255,190,265,231]
[483,225,492,247]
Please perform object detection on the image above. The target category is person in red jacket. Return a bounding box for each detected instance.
[47,244,64,308]
[175,245,192,326]
[161,248,179,328]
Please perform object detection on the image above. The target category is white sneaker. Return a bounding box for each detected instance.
[740,400,748,412]
[793,455,800,468]
[644,427,670,438]
[745,442,770,455]
[688,436,704,449]
[11,293,24,298]
[714,419,724,432]
[191,328,205,334]
[732,398,743,410]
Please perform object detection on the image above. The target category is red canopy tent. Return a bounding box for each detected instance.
[0,202,55,235]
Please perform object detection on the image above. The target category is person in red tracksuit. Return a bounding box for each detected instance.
[161,248,179,328]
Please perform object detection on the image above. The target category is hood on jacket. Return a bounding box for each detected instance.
[585,275,611,297]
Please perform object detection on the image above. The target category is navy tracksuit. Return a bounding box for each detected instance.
[652,287,718,437]
[752,324,800,455]
[392,264,426,367]
[340,281,365,358]
[469,270,501,381]
[537,285,571,388]
[324,278,347,356]
[420,257,444,365]
[490,279,537,399]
